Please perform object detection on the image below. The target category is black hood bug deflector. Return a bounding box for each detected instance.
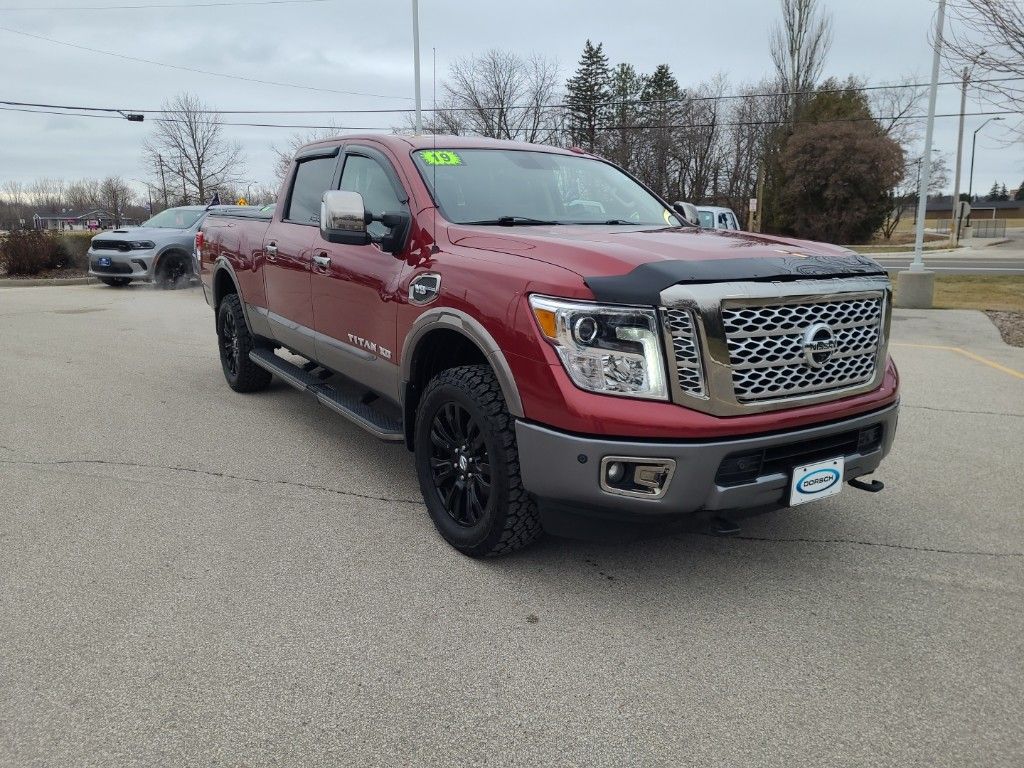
[584,253,886,306]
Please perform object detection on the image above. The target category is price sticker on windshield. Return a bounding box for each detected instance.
[420,150,463,166]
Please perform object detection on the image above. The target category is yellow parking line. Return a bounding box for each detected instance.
[892,343,1024,380]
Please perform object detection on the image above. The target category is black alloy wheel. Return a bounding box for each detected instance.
[428,402,493,527]
[413,365,541,557]
[215,293,272,392]
[219,306,241,378]
[158,253,191,289]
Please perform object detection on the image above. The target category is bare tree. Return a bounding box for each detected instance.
[415,50,561,144]
[26,178,67,211]
[870,77,929,145]
[879,152,950,239]
[143,92,243,204]
[944,0,1024,134]
[65,179,102,213]
[99,177,134,227]
[769,0,833,116]
[1,180,26,207]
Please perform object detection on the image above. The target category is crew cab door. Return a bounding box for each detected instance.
[311,146,411,402]
[263,146,341,358]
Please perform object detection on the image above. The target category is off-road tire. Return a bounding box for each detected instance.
[156,251,192,290]
[414,364,542,557]
[99,277,130,287]
[217,293,272,393]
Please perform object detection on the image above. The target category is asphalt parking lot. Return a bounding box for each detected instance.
[1,284,1022,767]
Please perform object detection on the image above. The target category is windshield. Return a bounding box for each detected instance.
[142,208,204,229]
[412,149,681,226]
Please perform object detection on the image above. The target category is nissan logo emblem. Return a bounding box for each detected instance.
[802,323,837,368]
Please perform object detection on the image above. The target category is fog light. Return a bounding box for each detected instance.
[600,456,676,499]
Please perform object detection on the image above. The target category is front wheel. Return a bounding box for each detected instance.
[217,294,272,393]
[414,365,541,557]
[156,252,192,289]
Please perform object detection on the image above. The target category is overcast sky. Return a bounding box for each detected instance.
[0,0,1019,201]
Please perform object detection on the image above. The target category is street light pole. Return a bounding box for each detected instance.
[910,0,946,273]
[968,117,1004,203]
[412,0,422,135]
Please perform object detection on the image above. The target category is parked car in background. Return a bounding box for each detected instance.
[697,206,742,231]
[88,205,209,288]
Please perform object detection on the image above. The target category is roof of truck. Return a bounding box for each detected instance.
[299,133,583,156]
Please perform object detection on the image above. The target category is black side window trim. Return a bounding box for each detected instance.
[283,153,342,226]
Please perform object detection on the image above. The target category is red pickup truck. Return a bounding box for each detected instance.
[198,135,898,556]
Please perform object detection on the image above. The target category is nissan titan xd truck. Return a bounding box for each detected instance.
[197,135,899,557]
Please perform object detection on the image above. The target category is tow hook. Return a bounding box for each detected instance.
[848,477,885,493]
[710,516,741,536]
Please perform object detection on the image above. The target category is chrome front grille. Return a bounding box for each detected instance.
[722,297,883,401]
[659,277,891,416]
[664,309,705,397]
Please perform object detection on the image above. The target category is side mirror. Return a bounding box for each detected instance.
[320,190,371,246]
[672,201,699,226]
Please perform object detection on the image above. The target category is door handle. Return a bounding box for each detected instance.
[312,253,332,269]
[265,242,278,261]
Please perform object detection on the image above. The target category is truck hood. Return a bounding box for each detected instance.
[448,224,886,305]
[93,227,188,241]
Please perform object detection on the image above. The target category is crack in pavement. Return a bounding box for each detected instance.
[696,532,1023,558]
[0,457,425,506]
[901,404,1024,418]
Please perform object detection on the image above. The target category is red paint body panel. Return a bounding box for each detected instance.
[200,134,899,441]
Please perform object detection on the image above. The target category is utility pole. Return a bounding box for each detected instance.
[157,154,169,209]
[412,0,422,135]
[898,0,945,309]
[949,67,969,246]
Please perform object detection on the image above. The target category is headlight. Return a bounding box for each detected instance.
[529,295,668,400]
[129,240,155,250]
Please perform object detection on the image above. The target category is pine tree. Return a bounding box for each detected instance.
[601,63,647,172]
[986,181,1001,202]
[999,183,1010,201]
[1015,182,1024,201]
[637,64,686,199]
[565,40,611,152]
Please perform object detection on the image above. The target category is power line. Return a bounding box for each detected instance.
[2,77,1022,119]
[0,0,331,9]
[0,23,412,101]
[2,102,1018,132]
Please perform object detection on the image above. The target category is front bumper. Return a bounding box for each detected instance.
[88,250,156,280]
[516,402,899,519]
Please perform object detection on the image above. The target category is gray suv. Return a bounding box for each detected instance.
[88,206,207,288]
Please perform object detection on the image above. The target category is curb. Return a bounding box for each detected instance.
[0,277,98,289]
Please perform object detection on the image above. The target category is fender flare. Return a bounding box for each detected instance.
[211,258,257,335]
[400,307,525,418]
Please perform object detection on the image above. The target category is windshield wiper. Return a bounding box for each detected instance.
[465,216,559,226]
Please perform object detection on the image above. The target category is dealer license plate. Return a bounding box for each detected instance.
[789,457,844,506]
[97,257,112,267]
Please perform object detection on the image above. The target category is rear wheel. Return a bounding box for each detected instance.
[156,251,192,289]
[414,365,541,557]
[99,277,130,287]
[217,293,272,393]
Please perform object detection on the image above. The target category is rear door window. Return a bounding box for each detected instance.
[286,157,337,225]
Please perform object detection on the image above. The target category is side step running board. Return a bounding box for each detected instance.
[249,348,404,442]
